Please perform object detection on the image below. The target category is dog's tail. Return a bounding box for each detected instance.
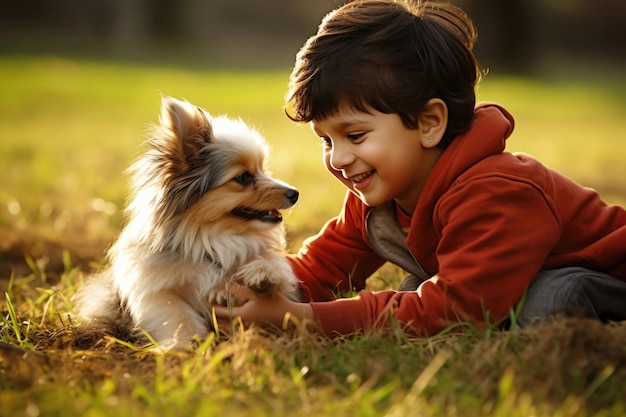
[72,270,122,327]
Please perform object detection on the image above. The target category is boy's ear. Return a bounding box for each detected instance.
[418,98,448,148]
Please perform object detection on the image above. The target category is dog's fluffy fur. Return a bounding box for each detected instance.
[73,96,300,350]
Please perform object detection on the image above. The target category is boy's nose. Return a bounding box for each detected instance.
[328,143,354,171]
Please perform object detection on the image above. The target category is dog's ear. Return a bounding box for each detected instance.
[159,95,214,161]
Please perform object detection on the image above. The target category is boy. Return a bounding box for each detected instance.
[213,0,626,336]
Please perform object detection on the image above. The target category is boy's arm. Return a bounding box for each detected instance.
[289,191,386,302]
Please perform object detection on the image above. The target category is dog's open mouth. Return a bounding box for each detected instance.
[231,207,283,223]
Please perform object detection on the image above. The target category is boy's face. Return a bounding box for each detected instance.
[311,106,444,214]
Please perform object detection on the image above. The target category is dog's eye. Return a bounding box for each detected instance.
[234,171,254,186]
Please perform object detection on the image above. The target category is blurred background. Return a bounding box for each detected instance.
[1,0,626,71]
[1,0,625,281]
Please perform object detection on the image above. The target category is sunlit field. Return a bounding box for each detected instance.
[1,54,626,416]
[2,55,626,255]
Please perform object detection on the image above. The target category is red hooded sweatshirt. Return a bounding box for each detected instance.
[288,103,626,337]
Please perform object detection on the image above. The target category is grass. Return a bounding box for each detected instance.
[1,53,626,416]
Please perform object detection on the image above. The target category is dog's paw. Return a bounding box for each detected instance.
[235,254,299,299]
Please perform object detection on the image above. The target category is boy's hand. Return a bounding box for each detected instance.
[212,282,314,333]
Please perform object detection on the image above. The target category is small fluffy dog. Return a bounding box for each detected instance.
[73,95,300,350]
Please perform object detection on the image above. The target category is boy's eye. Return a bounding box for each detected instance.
[347,132,366,141]
[234,171,254,186]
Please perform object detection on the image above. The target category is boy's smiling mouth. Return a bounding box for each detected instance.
[348,170,375,183]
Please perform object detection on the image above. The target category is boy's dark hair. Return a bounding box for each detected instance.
[285,0,481,148]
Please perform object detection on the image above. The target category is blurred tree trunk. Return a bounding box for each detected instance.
[182,0,216,43]
[461,0,537,74]
[109,0,150,50]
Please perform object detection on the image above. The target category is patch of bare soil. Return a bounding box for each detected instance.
[0,226,110,282]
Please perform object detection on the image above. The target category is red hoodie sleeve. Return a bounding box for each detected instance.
[288,192,386,302]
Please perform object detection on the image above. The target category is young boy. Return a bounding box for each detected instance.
[213,0,626,337]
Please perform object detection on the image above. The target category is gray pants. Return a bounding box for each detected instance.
[518,267,626,326]
[398,267,626,326]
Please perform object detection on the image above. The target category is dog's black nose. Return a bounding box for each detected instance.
[285,188,299,205]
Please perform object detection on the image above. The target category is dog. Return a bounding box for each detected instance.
[72,95,300,350]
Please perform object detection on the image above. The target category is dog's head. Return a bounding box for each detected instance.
[131,95,298,232]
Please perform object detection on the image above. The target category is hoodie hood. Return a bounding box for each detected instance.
[418,102,515,211]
